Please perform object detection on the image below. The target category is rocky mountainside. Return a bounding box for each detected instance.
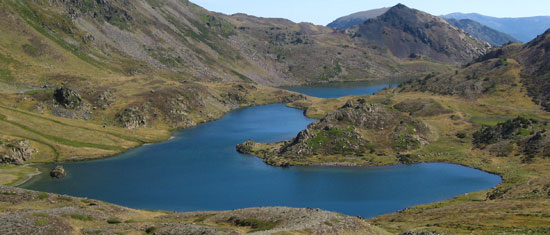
[443,13,550,42]
[0,0,444,90]
[445,18,519,46]
[327,8,389,29]
[347,4,491,65]
[401,29,550,111]
[515,29,550,110]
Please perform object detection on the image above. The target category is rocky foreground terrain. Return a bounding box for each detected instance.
[0,185,388,235]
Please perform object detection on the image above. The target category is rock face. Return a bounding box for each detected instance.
[54,87,83,109]
[50,165,67,179]
[0,140,37,165]
[115,108,147,129]
[347,4,491,64]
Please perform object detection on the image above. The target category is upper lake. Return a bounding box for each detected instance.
[22,83,501,218]
[281,80,401,98]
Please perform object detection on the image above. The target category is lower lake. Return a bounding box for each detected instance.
[22,82,501,218]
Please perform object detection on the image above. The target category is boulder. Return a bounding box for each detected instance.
[50,165,67,179]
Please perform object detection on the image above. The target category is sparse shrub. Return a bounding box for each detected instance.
[146,227,157,234]
[57,196,72,201]
[107,218,122,224]
[497,58,508,67]
[456,132,467,139]
[231,218,280,232]
[70,214,93,221]
[33,212,48,217]
[35,220,48,226]
[194,216,208,223]
[37,192,49,199]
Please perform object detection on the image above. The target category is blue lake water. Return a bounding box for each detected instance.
[281,80,401,98]
[22,85,501,218]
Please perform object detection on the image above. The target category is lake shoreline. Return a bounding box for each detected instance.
[20,103,502,219]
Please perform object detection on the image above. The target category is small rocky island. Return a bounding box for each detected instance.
[50,165,67,179]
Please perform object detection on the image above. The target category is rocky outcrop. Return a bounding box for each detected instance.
[0,140,37,165]
[115,108,147,129]
[51,86,92,119]
[54,87,83,109]
[236,140,255,155]
[50,165,67,179]
[473,117,550,161]
[238,98,431,166]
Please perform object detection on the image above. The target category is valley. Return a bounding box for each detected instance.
[1,0,550,234]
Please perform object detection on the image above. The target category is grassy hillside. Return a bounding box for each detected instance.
[0,0,449,89]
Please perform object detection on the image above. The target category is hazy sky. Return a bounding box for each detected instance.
[192,0,550,25]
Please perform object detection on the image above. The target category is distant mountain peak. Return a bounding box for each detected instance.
[347,4,490,64]
[392,3,409,10]
[327,8,389,29]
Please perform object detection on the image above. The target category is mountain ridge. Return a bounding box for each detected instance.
[327,7,389,29]
[401,28,550,111]
[0,0,450,90]
[442,13,550,42]
[445,18,519,46]
[346,4,491,64]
